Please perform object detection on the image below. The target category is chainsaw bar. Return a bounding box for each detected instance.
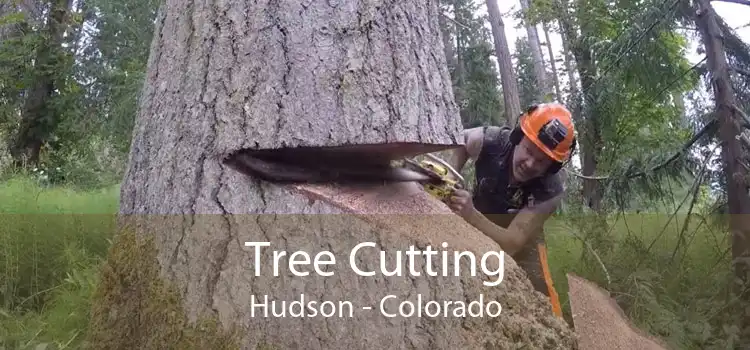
[224,150,435,185]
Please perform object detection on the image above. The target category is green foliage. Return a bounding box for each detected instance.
[547,213,735,350]
[441,0,504,127]
[79,0,160,154]
[459,42,504,127]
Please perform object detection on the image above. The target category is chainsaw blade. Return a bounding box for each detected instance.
[224,151,433,185]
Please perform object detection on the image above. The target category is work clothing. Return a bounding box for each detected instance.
[471,125,563,318]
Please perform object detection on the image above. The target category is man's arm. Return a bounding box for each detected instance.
[462,196,560,256]
[458,176,565,256]
[495,175,566,253]
[447,127,484,173]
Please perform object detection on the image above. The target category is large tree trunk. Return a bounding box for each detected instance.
[89,0,576,349]
[485,0,521,125]
[694,0,750,342]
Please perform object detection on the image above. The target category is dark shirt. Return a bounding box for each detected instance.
[471,125,563,227]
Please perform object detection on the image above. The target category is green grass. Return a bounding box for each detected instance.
[0,176,119,349]
[545,212,735,349]
[0,175,737,349]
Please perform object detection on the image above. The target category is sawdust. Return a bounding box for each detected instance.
[292,182,498,253]
[567,273,669,350]
[287,182,578,349]
[293,181,452,215]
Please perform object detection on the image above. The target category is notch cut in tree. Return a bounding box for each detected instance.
[94,0,577,349]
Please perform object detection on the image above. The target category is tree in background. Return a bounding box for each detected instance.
[514,36,542,108]
[440,0,504,128]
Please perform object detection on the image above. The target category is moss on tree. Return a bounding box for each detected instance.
[85,228,241,350]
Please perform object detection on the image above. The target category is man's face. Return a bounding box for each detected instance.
[511,137,554,182]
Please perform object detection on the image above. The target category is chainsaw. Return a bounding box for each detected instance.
[397,154,466,202]
[223,147,466,203]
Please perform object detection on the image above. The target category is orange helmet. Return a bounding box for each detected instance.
[518,103,576,163]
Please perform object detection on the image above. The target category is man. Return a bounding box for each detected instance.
[445,102,577,318]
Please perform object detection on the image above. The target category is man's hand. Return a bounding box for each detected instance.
[447,189,475,218]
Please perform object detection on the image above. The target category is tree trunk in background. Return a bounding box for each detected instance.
[673,92,688,127]
[485,0,521,125]
[438,3,456,72]
[88,0,576,348]
[542,22,562,102]
[556,0,602,211]
[560,29,577,102]
[694,0,750,343]
[10,0,72,166]
[519,0,550,102]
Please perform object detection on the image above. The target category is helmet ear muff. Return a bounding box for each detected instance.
[510,104,539,145]
[510,126,523,145]
[547,135,577,174]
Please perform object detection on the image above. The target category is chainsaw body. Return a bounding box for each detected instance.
[402,155,465,203]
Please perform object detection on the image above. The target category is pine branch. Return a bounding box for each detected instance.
[568,119,718,181]
[440,12,471,30]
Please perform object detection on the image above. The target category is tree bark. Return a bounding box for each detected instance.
[97,0,577,349]
[485,0,521,125]
[694,0,750,340]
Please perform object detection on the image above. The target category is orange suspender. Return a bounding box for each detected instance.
[537,243,563,318]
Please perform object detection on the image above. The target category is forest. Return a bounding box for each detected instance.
[1,0,750,348]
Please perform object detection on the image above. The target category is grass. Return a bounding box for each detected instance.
[0,176,119,349]
[545,212,735,349]
[0,175,736,349]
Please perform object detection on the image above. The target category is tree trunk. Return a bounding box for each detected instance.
[10,0,72,167]
[672,92,688,127]
[556,2,602,211]
[438,2,456,72]
[519,0,549,101]
[542,22,562,102]
[485,0,521,125]
[89,1,576,349]
[694,0,750,341]
[558,19,577,104]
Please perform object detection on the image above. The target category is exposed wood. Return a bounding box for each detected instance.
[567,273,669,350]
